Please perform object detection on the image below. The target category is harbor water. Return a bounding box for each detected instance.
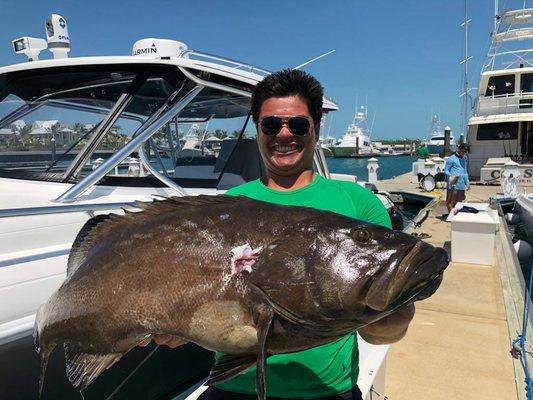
[326,155,414,182]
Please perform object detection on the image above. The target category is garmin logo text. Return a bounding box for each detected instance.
[133,43,157,56]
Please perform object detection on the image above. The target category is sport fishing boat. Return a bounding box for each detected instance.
[425,114,456,156]
[330,104,375,158]
[467,1,533,185]
[0,14,392,400]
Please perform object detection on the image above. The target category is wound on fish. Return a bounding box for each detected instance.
[230,243,263,274]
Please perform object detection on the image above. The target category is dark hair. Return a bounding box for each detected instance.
[251,69,324,129]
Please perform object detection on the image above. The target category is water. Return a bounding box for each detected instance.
[326,156,414,182]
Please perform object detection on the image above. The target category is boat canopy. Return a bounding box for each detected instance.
[0,57,337,197]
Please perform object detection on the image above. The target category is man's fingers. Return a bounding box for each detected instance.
[153,334,174,346]
[138,334,186,348]
[153,334,187,348]
[138,336,152,347]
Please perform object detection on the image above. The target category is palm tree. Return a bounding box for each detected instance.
[213,129,228,139]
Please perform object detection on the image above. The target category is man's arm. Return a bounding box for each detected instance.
[463,159,470,188]
[444,158,453,178]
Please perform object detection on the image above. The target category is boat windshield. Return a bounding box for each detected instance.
[0,64,263,189]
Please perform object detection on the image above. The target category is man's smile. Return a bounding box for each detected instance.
[272,143,300,155]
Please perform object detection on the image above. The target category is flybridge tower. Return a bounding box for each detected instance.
[483,2,533,71]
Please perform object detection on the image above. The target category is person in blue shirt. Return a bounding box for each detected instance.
[444,143,470,212]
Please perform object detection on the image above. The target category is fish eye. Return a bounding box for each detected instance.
[351,228,371,243]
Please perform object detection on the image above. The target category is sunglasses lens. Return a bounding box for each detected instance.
[260,116,283,135]
[288,117,310,136]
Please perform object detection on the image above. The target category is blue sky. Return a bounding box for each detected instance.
[0,0,497,140]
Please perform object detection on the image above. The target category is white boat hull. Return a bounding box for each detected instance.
[0,177,222,343]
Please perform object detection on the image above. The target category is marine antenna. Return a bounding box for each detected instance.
[292,49,336,70]
[459,0,475,139]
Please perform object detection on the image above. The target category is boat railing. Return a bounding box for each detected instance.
[477,90,533,116]
[182,50,272,77]
[0,202,136,218]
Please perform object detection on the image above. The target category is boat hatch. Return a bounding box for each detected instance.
[0,63,266,193]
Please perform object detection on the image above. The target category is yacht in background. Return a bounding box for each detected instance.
[331,104,375,158]
[425,114,456,156]
[467,2,533,184]
[319,134,336,157]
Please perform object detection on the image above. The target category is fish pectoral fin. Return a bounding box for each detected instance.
[64,344,122,390]
[205,353,258,386]
[255,305,274,400]
[37,341,58,398]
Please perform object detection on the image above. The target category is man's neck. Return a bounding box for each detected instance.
[266,170,315,191]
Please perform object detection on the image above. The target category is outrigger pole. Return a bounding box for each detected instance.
[293,50,336,70]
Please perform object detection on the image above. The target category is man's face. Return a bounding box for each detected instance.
[257,95,317,176]
[457,148,466,157]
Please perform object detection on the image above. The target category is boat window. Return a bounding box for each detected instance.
[521,73,533,93]
[476,122,518,140]
[0,69,137,176]
[0,65,185,179]
[136,87,265,190]
[0,68,267,189]
[484,74,515,96]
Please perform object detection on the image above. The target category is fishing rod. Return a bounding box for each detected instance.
[102,345,160,400]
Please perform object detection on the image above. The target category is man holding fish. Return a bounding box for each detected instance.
[191,69,416,399]
[35,70,447,400]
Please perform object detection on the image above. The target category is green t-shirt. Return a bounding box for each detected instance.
[216,175,392,399]
[416,146,429,159]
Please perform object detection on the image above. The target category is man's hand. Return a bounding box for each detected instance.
[358,304,415,345]
[466,184,470,191]
[138,334,186,348]
[450,176,459,186]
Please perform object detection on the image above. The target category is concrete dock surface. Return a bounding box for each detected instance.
[377,173,518,400]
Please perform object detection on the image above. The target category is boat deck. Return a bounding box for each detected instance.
[377,174,518,400]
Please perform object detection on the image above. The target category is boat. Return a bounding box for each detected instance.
[425,115,456,156]
[467,2,533,185]
[330,104,376,158]
[318,135,336,157]
[0,14,395,400]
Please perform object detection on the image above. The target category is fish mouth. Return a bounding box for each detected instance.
[365,241,449,311]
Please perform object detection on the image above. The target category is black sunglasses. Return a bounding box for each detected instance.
[259,115,312,136]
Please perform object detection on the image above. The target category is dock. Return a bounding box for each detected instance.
[377,173,519,400]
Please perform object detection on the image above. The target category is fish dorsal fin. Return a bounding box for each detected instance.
[130,195,251,217]
[67,214,115,278]
[67,195,257,278]
[64,343,122,390]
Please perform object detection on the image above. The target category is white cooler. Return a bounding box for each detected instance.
[448,203,499,266]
